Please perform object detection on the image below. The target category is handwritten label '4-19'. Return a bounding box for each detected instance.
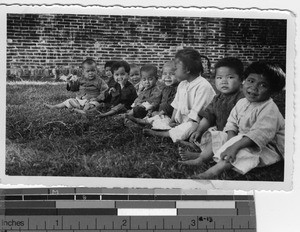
[199,217,213,222]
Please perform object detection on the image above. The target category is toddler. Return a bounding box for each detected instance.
[129,64,144,95]
[158,60,179,117]
[127,60,178,129]
[126,64,162,119]
[188,61,285,179]
[179,57,244,162]
[143,47,216,142]
[102,61,120,105]
[103,61,116,83]
[44,58,108,114]
[97,61,137,117]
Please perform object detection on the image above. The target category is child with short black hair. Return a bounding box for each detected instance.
[44,58,108,113]
[179,57,244,161]
[143,48,216,141]
[103,61,116,83]
[158,60,179,117]
[126,64,162,119]
[97,61,137,117]
[102,61,119,105]
[188,61,285,179]
[129,64,143,95]
[126,60,178,129]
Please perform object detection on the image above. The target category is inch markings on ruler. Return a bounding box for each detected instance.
[0,188,256,232]
[1,215,256,231]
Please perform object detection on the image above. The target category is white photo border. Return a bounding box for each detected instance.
[0,4,295,191]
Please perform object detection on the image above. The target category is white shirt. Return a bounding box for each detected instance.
[224,97,285,157]
[171,76,216,123]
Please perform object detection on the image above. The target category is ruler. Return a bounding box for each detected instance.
[0,188,256,232]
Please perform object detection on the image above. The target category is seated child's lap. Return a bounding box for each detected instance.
[64,98,87,109]
[213,134,282,175]
[199,127,228,154]
[169,121,198,142]
[147,115,172,130]
[63,98,100,110]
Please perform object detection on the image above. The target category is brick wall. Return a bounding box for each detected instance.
[6,14,287,80]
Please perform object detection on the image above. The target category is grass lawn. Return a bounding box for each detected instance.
[6,81,285,181]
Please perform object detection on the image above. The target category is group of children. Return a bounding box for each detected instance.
[45,47,286,179]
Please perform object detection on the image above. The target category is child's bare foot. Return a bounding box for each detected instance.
[124,118,141,128]
[142,128,154,136]
[44,103,55,109]
[191,161,232,180]
[178,158,204,166]
[143,128,170,138]
[126,115,148,125]
[119,113,127,119]
[191,171,217,180]
[85,110,98,116]
[97,112,105,118]
[178,147,200,161]
[73,109,86,114]
[176,140,200,150]
[126,114,138,122]
[178,154,203,166]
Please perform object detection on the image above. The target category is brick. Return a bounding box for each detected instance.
[6,14,286,79]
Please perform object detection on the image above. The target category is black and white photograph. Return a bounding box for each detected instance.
[2,5,294,189]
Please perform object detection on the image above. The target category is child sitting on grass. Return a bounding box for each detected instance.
[129,63,144,95]
[125,64,162,119]
[157,60,179,117]
[103,61,116,83]
[44,58,108,114]
[102,61,119,105]
[126,60,178,129]
[184,61,285,179]
[96,61,137,117]
[179,57,244,161]
[143,47,216,142]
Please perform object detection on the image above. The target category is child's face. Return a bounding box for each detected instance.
[141,70,157,90]
[174,58,189,81]
[113,67,129,86]
[105,67,113,79]
[129,67,141,85]
[162,65,178,86]
[215,67,241,95]
[243,73,272,102]
[83,63,97,80]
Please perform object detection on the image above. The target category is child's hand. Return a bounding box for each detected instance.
[158,110,165,116]
[146,109,153,117]
[189,131,201,143]
[109,87,116,94]
[226,130,237,141]
[220,145,238,163]
[66,75,72,82]
[85,109,98,116]
[169,120,178,127]
[81,95,88,100]
[135,102,142,106]
[141,102,152,111]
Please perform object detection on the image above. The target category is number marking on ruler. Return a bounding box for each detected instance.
[0,188,256,232]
